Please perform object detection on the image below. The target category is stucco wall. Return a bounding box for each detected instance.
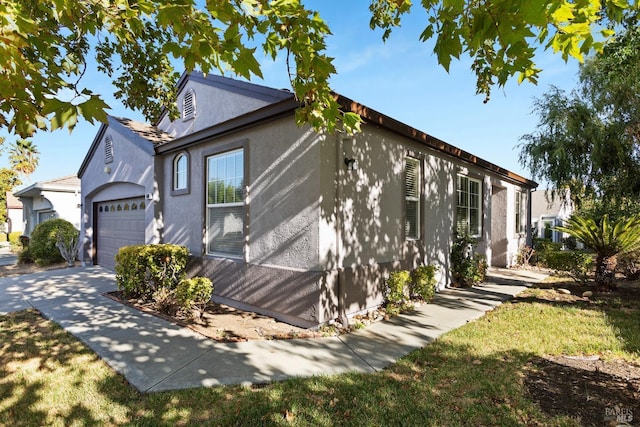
[79,119,157,265]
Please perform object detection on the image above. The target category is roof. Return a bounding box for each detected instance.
[5,192,22,209]
[113,117,173,145]
[14,175,80,198]
[80,72,537,188]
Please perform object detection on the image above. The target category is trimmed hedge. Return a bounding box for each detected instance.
[543,250,594,283]
[114,244,189,299]
[8,231,22,243]
[411,265,438,302]
[27,219,78,266]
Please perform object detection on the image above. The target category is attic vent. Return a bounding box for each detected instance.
[182,89,196,120]
[104,135,114,164]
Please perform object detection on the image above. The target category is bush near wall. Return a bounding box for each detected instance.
[115,244,189,299]
[385,265,439,312]
[8,231,22,243]
[543,250,594,283]
[25,219,78,266]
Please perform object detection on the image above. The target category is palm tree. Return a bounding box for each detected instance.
[9,139,39,176]
[555,214,640,286]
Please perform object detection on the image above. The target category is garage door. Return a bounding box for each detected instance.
[96,197,146,270]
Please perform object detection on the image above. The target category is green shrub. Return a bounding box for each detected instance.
[543,250,594,283]
[175,277,213,314]
[8,231,22,243]
[618,250,640,280]
[28,219,78,266]
[385,270,411,305]
[450,230,487,287]
[411,265,438,302]
[114,244,189,299]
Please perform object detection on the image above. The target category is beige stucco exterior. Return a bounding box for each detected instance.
[79,73,536,328]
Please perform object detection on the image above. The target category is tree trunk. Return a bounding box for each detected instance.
[595,254,617,288]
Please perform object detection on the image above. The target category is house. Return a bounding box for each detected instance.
[14,175,82,235]
[78,72,537,328]
[531,190,573,243]
[4,192,23,236]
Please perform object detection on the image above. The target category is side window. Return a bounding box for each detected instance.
[182,89,196,120]
[456,174,482,237]
[173,152,188,192]
[405,157,420,240]
[206,149,244,257]
[515,190,526,234]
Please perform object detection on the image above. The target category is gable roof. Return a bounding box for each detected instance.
[80,72,537,188]
[14,175,80,198]
[154,71,294,126]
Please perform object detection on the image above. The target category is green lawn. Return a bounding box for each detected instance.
[1,286,638,426]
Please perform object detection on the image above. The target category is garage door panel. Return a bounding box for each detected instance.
[96,197,145,270]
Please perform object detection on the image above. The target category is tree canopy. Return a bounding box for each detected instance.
[0,0,636,139]
[519,20,640,217]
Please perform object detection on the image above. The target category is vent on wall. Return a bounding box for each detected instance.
[182,89,196,120]
[104,135,114,164]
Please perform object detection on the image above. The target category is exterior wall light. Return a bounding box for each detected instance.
[344,157,356,171]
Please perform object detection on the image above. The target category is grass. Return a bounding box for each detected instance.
[1,287,639,426]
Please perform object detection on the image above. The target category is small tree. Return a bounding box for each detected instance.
[555,214,640,286]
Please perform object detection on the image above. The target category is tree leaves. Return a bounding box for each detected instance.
[0,0,637,139]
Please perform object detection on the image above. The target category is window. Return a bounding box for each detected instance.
[173,153,188,191]
[182,89,196,120]
[104,135,113,164]
[456,175,482,237]
[206,149,244,256]
[405,157,420,239]
[515,190,526,234]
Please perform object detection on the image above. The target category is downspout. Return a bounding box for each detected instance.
[526,188,533,247]
[335,134,349,327]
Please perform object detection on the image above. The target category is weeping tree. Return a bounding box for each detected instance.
[519,21,640,218]
[555,214,640,287]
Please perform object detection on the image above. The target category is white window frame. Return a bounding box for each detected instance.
[173,153,188,191]
[405,157,421,240]
[456,174,482,237]
[515,190,526,235]
[206,149,244,257]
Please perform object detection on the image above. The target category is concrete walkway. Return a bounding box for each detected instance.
[0,257,548,393]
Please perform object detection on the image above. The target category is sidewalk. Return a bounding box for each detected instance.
[0,263,548,393]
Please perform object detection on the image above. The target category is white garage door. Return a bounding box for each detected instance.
[96,197,146,270]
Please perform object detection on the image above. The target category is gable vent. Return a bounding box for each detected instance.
[183,89,196,120]
[104,135,114,164]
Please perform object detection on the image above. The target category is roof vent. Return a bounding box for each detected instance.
[104,135,114,164]
[183,89,196,120]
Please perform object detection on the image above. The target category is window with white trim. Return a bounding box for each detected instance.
[456,175,482,237]
[515,190,526,234]
[182,89,196,120]
[206,149,244,256]
[173,153,188,191]
[405,157,420,239]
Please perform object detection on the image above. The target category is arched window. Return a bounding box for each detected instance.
[182,89,196,120]
[172,152,189,194]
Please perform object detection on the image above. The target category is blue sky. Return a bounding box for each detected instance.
[3,1,581,188]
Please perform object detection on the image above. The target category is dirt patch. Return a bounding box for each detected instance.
[521,277,640,426]
[104,291,329,342]
[525,356,640,426]
[0,261,73,277]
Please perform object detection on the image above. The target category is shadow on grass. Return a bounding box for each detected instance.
[2,303,638,426]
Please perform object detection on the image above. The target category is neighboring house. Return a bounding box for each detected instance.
[78,72,537,328]
[5,192,24,235]
[531,190,574,243]
[14,175,82,235]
